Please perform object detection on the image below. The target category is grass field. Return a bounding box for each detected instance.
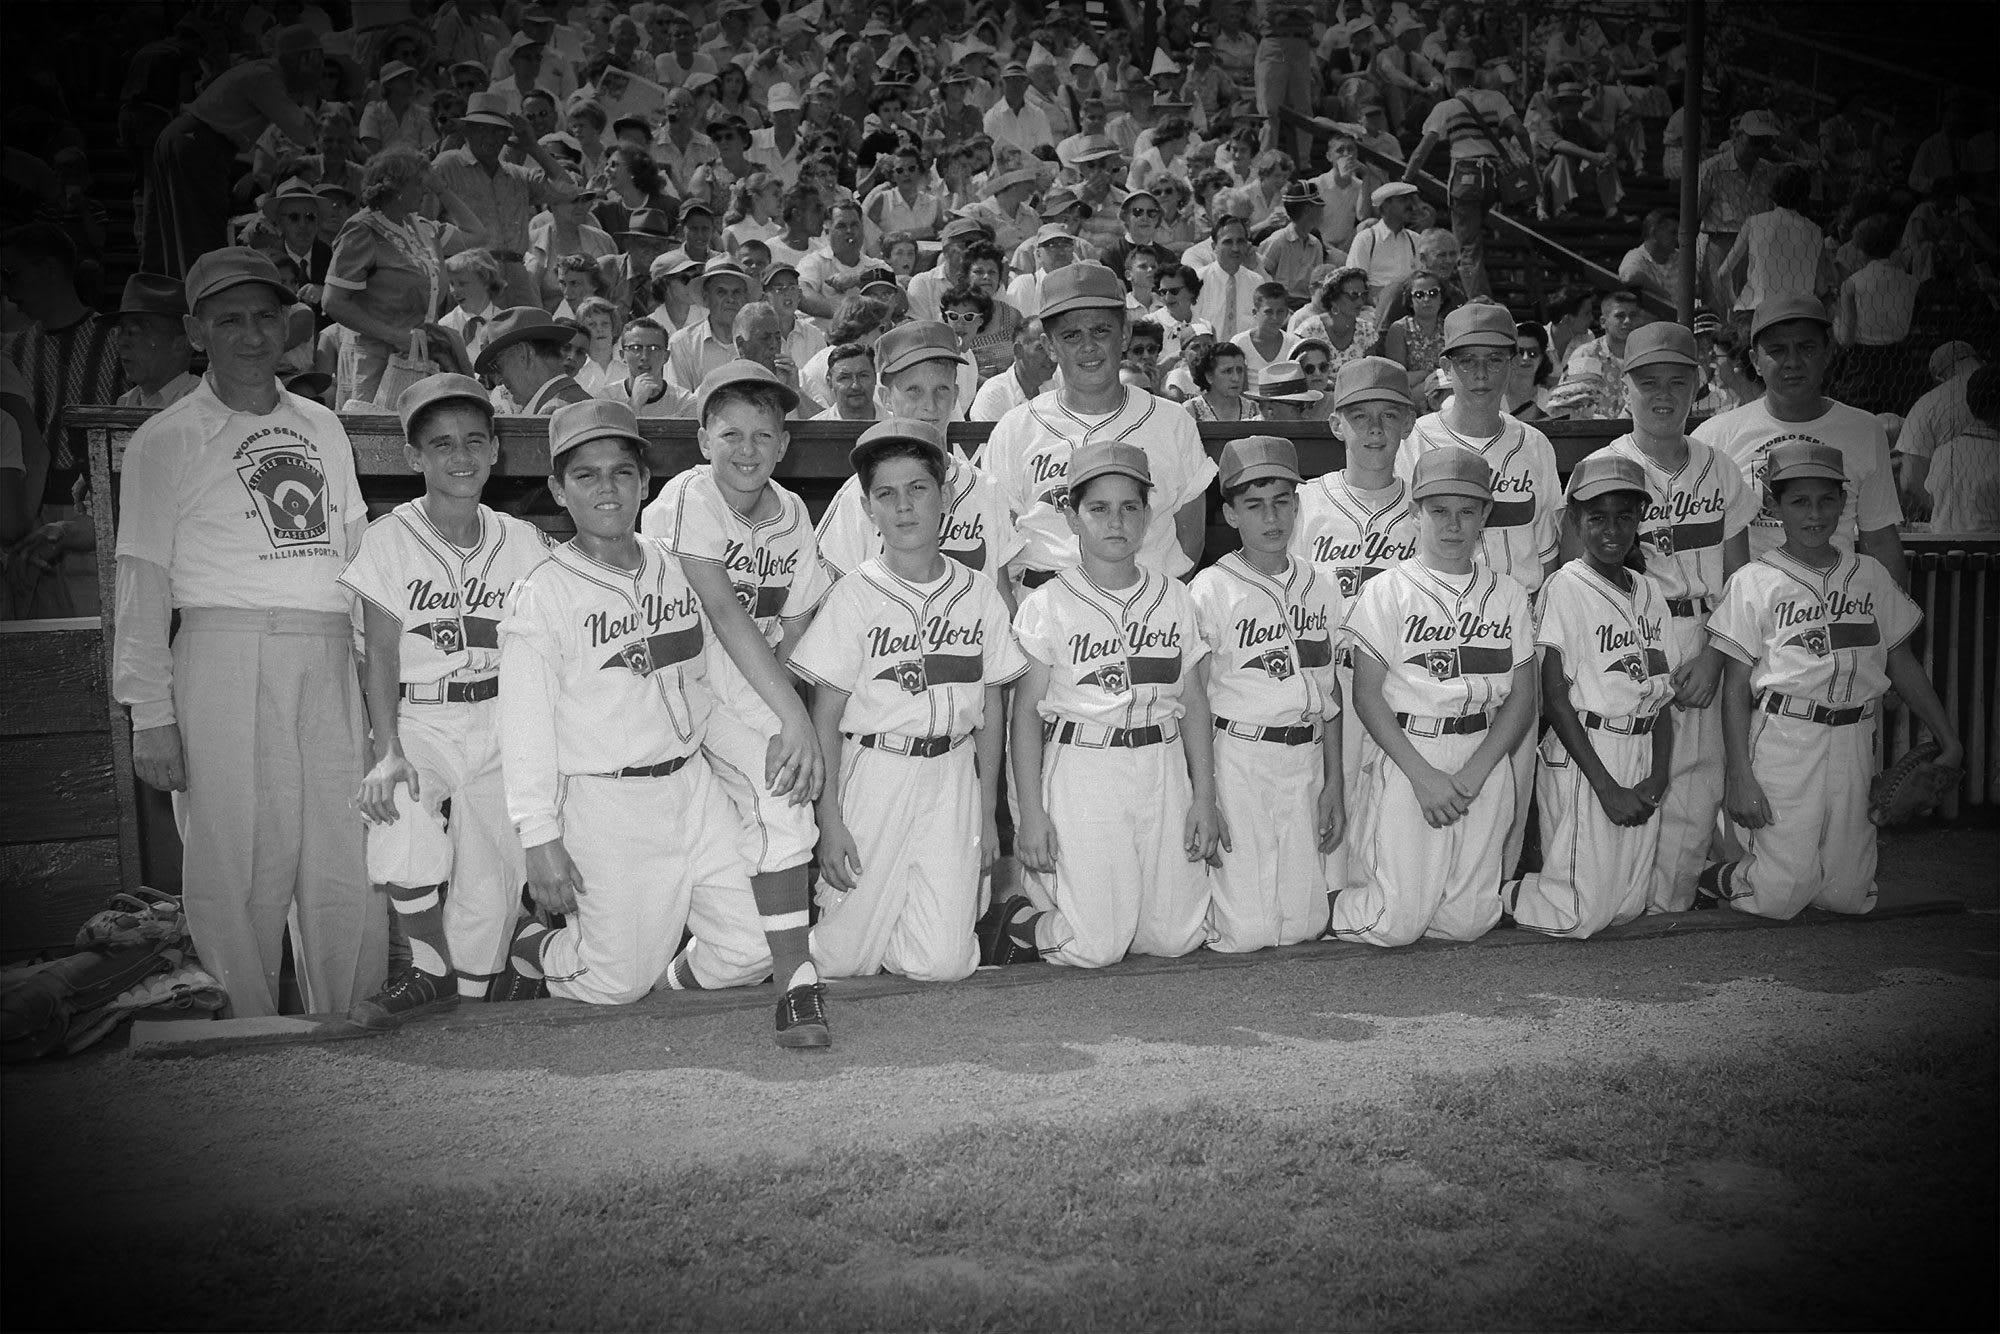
[24,1028,1995,1332]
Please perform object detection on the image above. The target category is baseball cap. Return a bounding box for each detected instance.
[378,60,417,83]
[1736,108,1782,138]
[1441,302,1515,353]
[649,249,704,281]
[548,398,649,465]
[700,255,754,289]
[1218,436,1302,492]
[472,306,574,374]
[1068,440,1152,492]
[940,216,991,244]
[875,321,968,377]
[1565,453,1651,503]
[1410,445,1493,502]
[768,82,802,113]
[185,246,296,309]
[679,199,716,222]
[850,417,948,477]
[1928,340,1979,381]
[1622,321,1700,373]
[1763,439,1846,486]
[1332,356,1414,409]
[1033,222,1080,248]
[1749,293,1832,343]
[1246,361,1322,404]
[1037,263,1126,321]
[760,261,801,285]
[1001,60,1029,78]
[1371,181,1418,206]
[116,272,187,320]
[695,359,801,420]
[1281,180,1324,207]
[397,372,492,438]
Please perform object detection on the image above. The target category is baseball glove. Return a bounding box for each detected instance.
[1868,740,1963,827]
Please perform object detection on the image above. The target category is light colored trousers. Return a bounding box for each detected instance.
[171,607,384,1018]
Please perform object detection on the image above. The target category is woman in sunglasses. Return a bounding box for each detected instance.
[1505,320,1558,423]
[1286,264,1380,372]
[1380,269,1454,383]
[864,146,945,247]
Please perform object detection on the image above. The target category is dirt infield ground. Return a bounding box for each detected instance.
[3,829,1996,1330]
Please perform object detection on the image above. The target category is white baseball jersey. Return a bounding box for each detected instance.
[1189,552,1343,728]
[789,558,1029,734]
[641,468,832,717]
[1343,559,1534,718]
[1014,569,1210,729]
[338,501,550,685]
[1707,548,1919,706]
[1692,398,1903,560]
[1535,560,1679,720]
[1590,434,1757,607]
[497,537,713,849]
[814,456,1025,584]
[1293,472,1422,600]
[114,379,364,611]
[1398,412,1562,593]
[985,387,1219,577]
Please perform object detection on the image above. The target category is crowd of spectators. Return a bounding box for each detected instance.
[4,0,1999,626]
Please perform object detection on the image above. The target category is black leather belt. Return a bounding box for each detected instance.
[858,732,958,758]
[1761,693,1869,727]
[1665,596,1712,618]
[1214,716,1319,745]
[1581,710,1657,735]
[1047,720,1169,748]
[400,676,499,703]
[1020,569,1059,589]
[617,754,692,778]
[1396,711,1490,736]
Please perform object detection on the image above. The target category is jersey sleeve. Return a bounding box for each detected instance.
[1419,98,1455,139]
[972,466,1026,572]
[1011,585,1059,665]
[1705,566,1768,666]
[780,510,832,619]
[979,579,1030,685]
[651,475,729,563]
[1188,568,1229,656]
[1532,570,1576,658]
[1716,448,1758,537]
[1527,428,1563,561]
[1501,577,1536,669]
[496,572,567,849]
[984,408,1033,515]
[1169,581,1211,669]
[335,518,399,615]
[813,478,874,580]
[1342,574,1397,665]
[784,581,862,691]
[1868,559,1923,651]
[1153,407,1220,514]
[1852,419,1904,534]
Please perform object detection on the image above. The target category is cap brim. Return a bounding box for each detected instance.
[1333,387,1414,409]
[1411,480,1493,502]
[1221,463,1302,489]
[1764,464,1846,485]
[1039,294,1125,321]
[1068,463,1150,490]
[1622,349,1700,373]
[878,347,968,377]
[457,112,516,129]
[1249,390,1324,404]
[550,428,649,462]
[191,273,298,307]
[1749,309,1832,341]
[1567,478,1651,502]
[850,432,948,471]
[1442,332,1514,352]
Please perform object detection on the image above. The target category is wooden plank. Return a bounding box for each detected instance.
[0,621,107,737]
[0,735,119,845]
[0,837,122,952]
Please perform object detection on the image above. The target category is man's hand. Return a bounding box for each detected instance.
[1672,653,1722,710]
[356,749,421,824]
[764,716,825,805]
[132,722,188,793]
[772,352,802,387]
[9,521,68,574]
[507,112,538,148]
[525,838,586,915]
[1185,799,1228,866]
[815,816,864,890]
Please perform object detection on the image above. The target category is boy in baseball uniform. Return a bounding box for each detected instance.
[1191,436,1347,952]
[790,420,1028,982]
[1576,322,1756,911]
[1507,455,1678,939]
[814,322,1024,602]
[1330,446,1538,947]
[1398,303,1561,874]
[983,441,1225,968]
[341,374,552,1027]
[1701,440,1960,919]
[1294,356,1423,895]
[639,360,834,1047]
[497,399,772,1005]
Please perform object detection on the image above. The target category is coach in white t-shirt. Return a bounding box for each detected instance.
[112,247,383,1020]
[1692,294,1907,581]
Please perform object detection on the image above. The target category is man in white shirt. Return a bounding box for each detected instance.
[1345,182,1421,310]
[112,247,382,1019]
[797,203,871,322]
[1692,295,1907,580]
[1192,215,1264,342]
[969,319,1057,422]
[666,256,755,393]
[651,14,717,88]
[1618,208,1680,304]
[1893,341,1983,518]
[1306,131,1377,252]
[907,217,988,324]
[813,342,879,421]
[982,62,1054,159]
[112,273,200,409]
[1006,227,1079,320]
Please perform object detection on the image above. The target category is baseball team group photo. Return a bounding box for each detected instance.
[1,0,1994,1328]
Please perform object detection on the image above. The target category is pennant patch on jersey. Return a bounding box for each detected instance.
[1296,636,1333,669]
[1830,622,1880,649]
[1242,648,1295,680]
[1407,645,1513,680]
[1784,626,1830,657]
[1485,496,1536,530]
[731,583,789,618]
[946,539,987,571]
[1037,484,1070,511]
[1079,660,1129,694]
[412,616,501,653]
[872,651,985,694]
[601,625,704,677]
[1332,566,1385,598]
[1128,653,1183,685]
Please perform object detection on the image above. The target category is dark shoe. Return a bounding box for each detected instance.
[348,967,459,1029]
[490,918,552,1001]
[1692,862,1729,910]
[978,894,1041,965]
[775,981,831,1049]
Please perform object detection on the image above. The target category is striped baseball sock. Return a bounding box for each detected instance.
[455,970,498,1000]
[666,951,705,990]
[509,921,550,979]
[752,866,817,992]
[388,883,450,978]
[1008,907,1043,951]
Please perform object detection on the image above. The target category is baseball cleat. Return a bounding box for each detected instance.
[978,895,1040,965]
[1692,863,1729,910]
[775,981,831,1049]
[348,967,459,1029]
[489,962,549,1002]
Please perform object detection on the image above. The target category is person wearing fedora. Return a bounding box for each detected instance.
[472,306,593,415]
[666,255,759,395]
[113,247,384,1019]
[603,208,675,316]
[112,274,198,410]
[1244,360,1326,421]
[984,62,1054,159]
[431,90,585,309]
[1257,182,1330,303]
[263,177,333,305]
[143,24,323,278]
